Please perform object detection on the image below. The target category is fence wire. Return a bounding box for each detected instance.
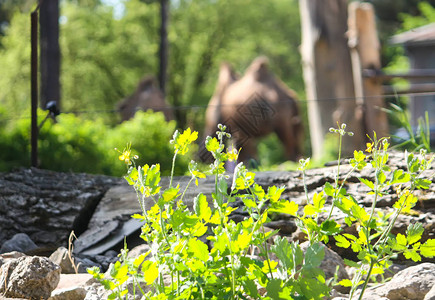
[1,89,435,122]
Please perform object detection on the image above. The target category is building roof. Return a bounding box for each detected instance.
[390,23,435,47]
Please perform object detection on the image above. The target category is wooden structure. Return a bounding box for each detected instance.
[299,0,355,158]
[300,1,389,158]
[390,23,435,130]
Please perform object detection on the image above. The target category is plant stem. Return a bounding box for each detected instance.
[302,169,310,205]
[357,260,375,300]
[180,176,195,203]
[327,133,343,220]
[170,150,178,188]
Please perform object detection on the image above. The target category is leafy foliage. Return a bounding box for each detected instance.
[90,123,434,299]
[0,110,188,176]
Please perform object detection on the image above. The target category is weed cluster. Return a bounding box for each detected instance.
[89,123,434,300]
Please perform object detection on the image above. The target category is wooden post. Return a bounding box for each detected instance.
[299,0,356,158]
[348,2,388,145]
[31,8,39,168]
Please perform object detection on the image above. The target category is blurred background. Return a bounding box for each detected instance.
[0,0,434,176]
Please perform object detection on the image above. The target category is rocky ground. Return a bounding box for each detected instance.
[0,150,434,299]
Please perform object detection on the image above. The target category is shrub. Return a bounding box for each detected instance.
[89,124,434,299]
[0,110,189,176]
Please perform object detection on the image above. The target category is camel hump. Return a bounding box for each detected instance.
[137,76,159,92]
[246,56,270,81]
[214,62,238,96]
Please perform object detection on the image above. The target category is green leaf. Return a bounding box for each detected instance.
[193,193,211,222]
[161,186,180,203]
[420,239,435,258]
[243,279,260,298]
[266,279,284,300]
[133,253,148,268]
[304,204,317,216]
[269,200,298,216]
[268,185,285,203]
[406,223,424,245]
[351,205,369,223]
[343,258,360,268]
[360,178,374,190]
[377,170,387,184]
[110,261,128,282]
[188,238,209,262]
[390,169,411,185]
[320,220,341,235]
[234,231,252,253]
[142,261,159,285]
[242,197,257,209]
[335,235,351,248]
[415,178,431,189]
[305,243,325,268]
[397,233,407,246]
[394,192,418,213]
[270,236,303,270]
[324,182,335,197]
[404,249,421,262]
[339,279,353,287]
[313,192,325,209]
[252,184,265,200]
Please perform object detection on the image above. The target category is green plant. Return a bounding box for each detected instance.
[89,123,434,300]
[384,103,432,152]
[325,125,435,299]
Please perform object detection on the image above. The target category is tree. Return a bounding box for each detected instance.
[40,0,60,109]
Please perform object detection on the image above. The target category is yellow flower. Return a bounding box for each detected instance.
[227,148,239,162]
[173,128,198,155]
[119,149,132,164]
[117,143,137,165]
[365,142,373,153]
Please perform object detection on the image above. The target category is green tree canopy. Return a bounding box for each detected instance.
[0,0,302,128]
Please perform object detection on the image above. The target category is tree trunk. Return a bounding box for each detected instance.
[159,0,169,96]
[348,2,389,144]
[299,0,356,158]
[40,0,61,110]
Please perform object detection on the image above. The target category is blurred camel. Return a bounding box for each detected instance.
[117,76,174,122]
[202,57,303,163]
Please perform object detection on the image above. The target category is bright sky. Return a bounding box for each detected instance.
[101,0,126,19]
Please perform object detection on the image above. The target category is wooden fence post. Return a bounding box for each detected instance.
[348,2,389,146]
[300,0,356,158]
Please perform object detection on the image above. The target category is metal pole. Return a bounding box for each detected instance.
[31,8,39,167]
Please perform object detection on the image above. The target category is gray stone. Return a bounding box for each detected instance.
[127,244,151,259]
[49,287,87,300]
[50,247,79,274]
[0,168,119,249]
[0,255,61,299]
[0,233,38,254]
[355,263,435,300]
[424,284,435,300]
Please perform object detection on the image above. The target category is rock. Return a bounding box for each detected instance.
[425,284,435,300]
[50,247,79,274]
[49,287,87,300]
[355,263,435,300]
[0,168,119,249]
[0,233,38,254]
[55,273,95,290]
[0,251,26,268]
[0,255,61,299]
[127,244,151,259]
